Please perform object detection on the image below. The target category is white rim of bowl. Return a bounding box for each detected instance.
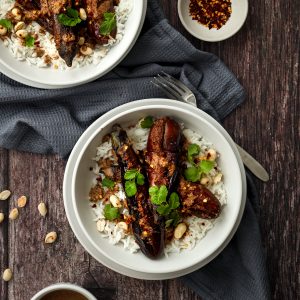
[68,98,244,274]
[177,0,249,42]
[0,0,147,89]
[31,283,97,300]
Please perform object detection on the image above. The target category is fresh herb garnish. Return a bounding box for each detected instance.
[149,185,168,205]
[149,186,182,226]
[184,166,201,182]
[165,210,181,228]
[25,35,35,47]
[104,204,120,221]
[140,116,154,129]
[187,143,200,164]
[184,142,215,182]
[58,8,82,27]
[169,192,180,209]
[165,218,174,228]
[102,177,115,189]
[0,19,12,30]
[99,12,116,36]
[156,204,171,216]
[199,160,214,174]
[124,169,139,180]
[136,173,145,185]
[184,160,214,182]
[124,169,145,197]
[125,180,137,197]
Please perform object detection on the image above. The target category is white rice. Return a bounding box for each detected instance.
[0,0,132,69]
[90,119,227,256]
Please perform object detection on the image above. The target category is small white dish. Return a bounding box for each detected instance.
[31,283,97,300]
[0,0,147,89]
[63,98,247,279]
[178,0,248,42]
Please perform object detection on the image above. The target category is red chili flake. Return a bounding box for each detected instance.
[189,0,232,30]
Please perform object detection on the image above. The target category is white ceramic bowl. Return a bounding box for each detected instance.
[0,0,146,89]
[31,283,97,300]
[64,98,246,278]
[178,0,248,42]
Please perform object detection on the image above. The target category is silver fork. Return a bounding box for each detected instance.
[151,72,269,182]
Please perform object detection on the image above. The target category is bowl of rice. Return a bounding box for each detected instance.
[0,0,146,88]
[63,98,246,278]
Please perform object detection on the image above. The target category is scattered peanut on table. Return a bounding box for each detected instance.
[17,195,27,208]
[38,202,47,217]
[2,268,12,281]
[0,190,11,201]
[0,213,4,224]
[9,208,19,220]
[45,231,57,244]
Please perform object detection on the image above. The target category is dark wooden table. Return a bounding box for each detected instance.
[0,1,299,299]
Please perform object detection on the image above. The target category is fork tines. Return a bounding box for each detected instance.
[151,72,193,100]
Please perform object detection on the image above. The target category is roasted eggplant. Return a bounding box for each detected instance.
[145,117,221,220]
[145,117,181,192]
[112,127,164,258]
[178,177,221,219]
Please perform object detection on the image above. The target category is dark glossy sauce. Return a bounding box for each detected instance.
[40,290,88,300]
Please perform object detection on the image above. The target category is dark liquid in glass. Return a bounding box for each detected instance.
[40,289,88,300]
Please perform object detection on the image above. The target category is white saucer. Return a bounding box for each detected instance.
[178,0,248,42]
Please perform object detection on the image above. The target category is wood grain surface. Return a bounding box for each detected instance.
[0,0,299,299]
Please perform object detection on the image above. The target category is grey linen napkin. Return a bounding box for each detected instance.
[0,1,270,299]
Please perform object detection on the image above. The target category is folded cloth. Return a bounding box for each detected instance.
[0,0,244,156]
[0,1,270,299]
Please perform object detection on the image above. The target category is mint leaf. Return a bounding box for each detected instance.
[149,186,158,204]
[199,160,214,174]
[149,185,168,205]
[102,177,115,189]
[169,192,180,209]
[187,143,200,164]
[124,169,145,186]
[104,204,120,221]
[140,116,154,128]
[156,204,171,216]
[66,7,79,18]
[25,35,35,47]
[99,12,116,36]
[0,19,12,30]
[136,173,145,185]
[169,210,181,227]
[165,219,173,228]
[184,166,201,182]
[58,8,82,27]
[125,180,137,197]
[124,169,138,180]
[157,185,168,203]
